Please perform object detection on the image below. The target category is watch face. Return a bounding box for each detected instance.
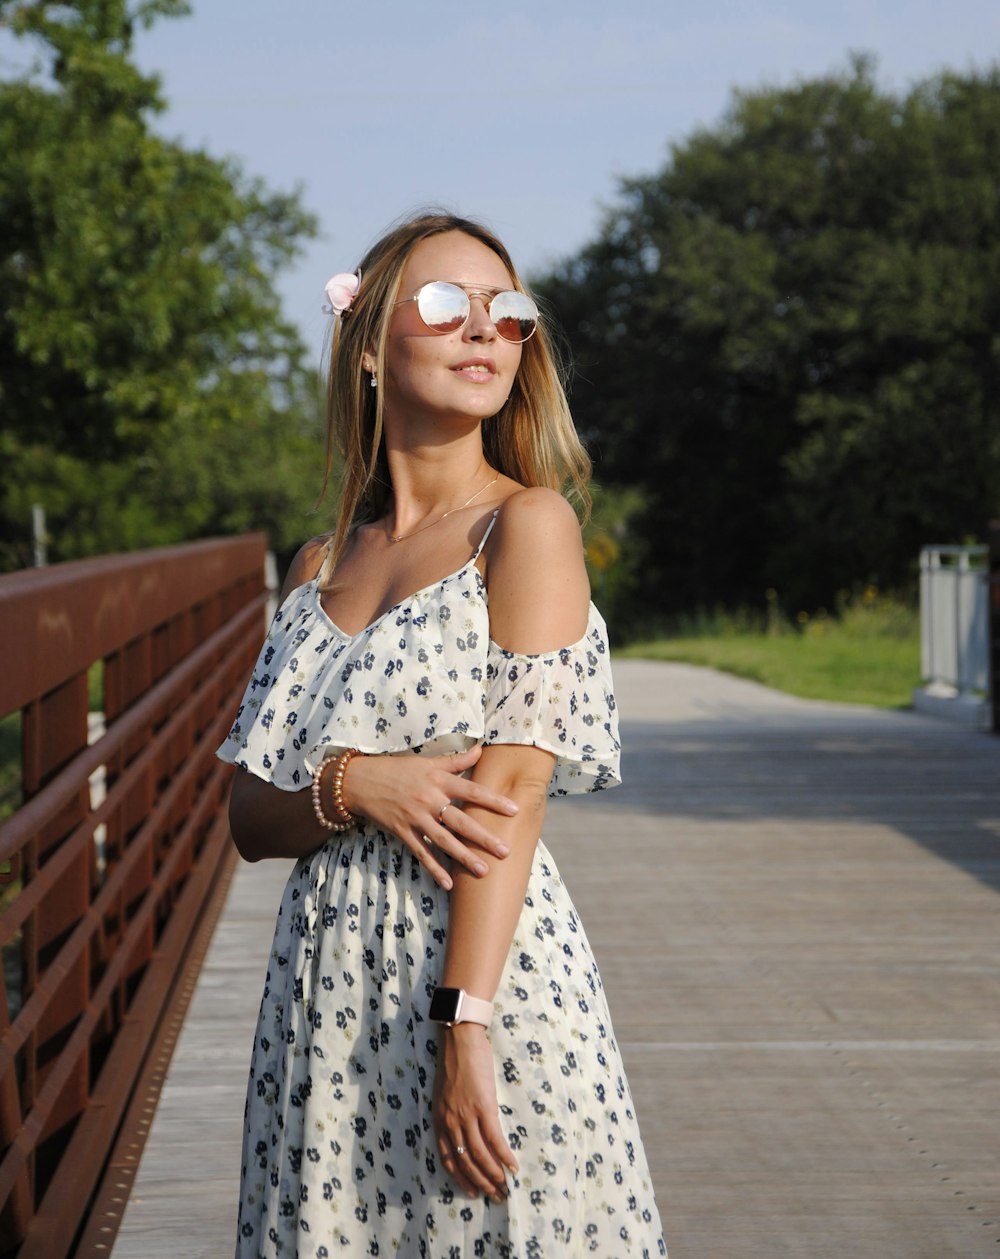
[429,987,462,1023]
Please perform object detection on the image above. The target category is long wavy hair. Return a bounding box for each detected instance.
[318,210,590,584]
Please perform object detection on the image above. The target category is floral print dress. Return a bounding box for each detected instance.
[217,515,666,1258]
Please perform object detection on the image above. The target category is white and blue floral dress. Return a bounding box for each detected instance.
[217,516,666,1258]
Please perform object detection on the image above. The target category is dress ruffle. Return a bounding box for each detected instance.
[216,565,621,795]
[484,624,620,794]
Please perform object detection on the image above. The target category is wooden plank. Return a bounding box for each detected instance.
[107,854,286,1259]
[111,661,1000,1259]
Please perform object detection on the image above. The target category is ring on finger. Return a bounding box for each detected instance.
[438,802,451,823]
[455,1145,466,1155]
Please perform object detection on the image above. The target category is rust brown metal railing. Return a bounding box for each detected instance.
[0,535,267,1259]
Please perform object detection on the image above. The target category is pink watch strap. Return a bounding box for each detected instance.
[456,991,493,1026]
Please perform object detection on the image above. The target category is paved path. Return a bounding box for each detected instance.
[111,661,1000,1258]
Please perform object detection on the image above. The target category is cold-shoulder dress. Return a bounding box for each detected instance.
[217,517,666,1258]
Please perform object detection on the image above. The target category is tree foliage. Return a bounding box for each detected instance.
[536,56,1000,622]
[0,0,325,568]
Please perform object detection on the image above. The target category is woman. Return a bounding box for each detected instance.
[218,212,666,1257]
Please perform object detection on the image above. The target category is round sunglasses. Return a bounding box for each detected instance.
[395,281,538,344]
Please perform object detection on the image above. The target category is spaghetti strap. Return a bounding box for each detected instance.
[471,508,500,561]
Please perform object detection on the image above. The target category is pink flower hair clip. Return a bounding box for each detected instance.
[323,269,362,317]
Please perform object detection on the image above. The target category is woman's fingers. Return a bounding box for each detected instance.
[397,813,496,886]
[446,774,519,818]
[434,746,519,820]
[438,1129,509,1202]
[480,1108,519,1176]
[402,829,453,891]
[437,1139,478,1198]
[464,1123,511,1196]
[435,803,510,862]
[425,821,490,878]
[441,745,483,771]
[440,762,519,820]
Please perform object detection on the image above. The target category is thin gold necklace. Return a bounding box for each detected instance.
[388,472,500,543]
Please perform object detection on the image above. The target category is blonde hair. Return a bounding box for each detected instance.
[320,210,590,581]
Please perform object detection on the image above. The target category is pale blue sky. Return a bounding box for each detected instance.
[7,1,1000,363]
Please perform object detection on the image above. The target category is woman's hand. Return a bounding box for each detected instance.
[432,1024,518,1201]
[343,745,517,890]
[228,746,516,887]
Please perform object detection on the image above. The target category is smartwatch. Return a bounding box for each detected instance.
[429,986,493,1027]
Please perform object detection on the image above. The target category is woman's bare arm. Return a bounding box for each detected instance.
[431,487,592,1200]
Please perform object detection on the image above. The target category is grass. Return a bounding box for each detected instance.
[620,588,921,708]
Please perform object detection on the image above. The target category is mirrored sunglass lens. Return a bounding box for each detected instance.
[416,282,470,333]
[489,291,538,342]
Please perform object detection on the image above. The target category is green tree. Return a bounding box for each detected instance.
[0,0,325,567]
[536,56,1000,621]
[582,482,646,639]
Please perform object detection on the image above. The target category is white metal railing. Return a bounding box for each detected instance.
[919,545,989,695]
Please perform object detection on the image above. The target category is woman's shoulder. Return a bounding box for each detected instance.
[489,485,583,556]
[484,486,590,650]
[279,534,332,602]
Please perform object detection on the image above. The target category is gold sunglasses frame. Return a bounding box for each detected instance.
[394,281,539,344]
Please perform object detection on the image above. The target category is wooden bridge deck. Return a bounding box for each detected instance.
[110,660,1000,1259]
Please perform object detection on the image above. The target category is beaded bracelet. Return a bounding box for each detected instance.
[311,748,361,832]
